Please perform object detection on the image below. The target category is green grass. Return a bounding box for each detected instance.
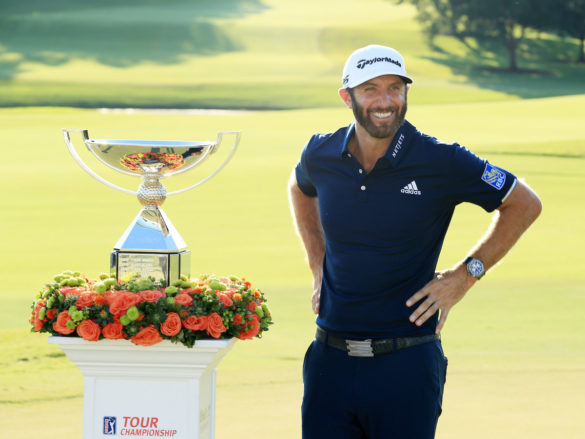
[1,96,585,438]
[0,0,584,108]
[1,0,585,437]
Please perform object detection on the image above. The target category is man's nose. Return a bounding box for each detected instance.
[377,91,394,107]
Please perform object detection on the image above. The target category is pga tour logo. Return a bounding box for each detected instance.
[103,417,117,435]
[102,416,178,437]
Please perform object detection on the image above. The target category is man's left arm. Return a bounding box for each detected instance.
[406,179,543,334]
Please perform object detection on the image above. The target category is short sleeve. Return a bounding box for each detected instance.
[447,144,517,212]
[294,139,318,197]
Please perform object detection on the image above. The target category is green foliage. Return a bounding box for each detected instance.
[396,0,585,70]
[0,0,583,108]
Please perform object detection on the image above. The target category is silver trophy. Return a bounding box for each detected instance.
[63,128,240,284]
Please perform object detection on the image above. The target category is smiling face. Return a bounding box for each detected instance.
[341,74,408,140]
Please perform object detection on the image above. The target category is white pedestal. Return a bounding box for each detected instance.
[49,336,235,439]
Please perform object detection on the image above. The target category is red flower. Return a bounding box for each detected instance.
[138,289,165,303]
[218,293,233,307]
[247,301,259,312]
[233,313,243,326]
[76,319,101,341]
[130,325,163,346]
[109,291,142,317]
[206,313,226,339]
[46,308,57,320]
[30,301,46,330]
[181,287,203,295]
[160,312,181,336]
[104,289,120,306]
[59,286,88,297]
[182,315,208,331]
[174,293,193,307]
[75,292,95,310]
[53,311,75,335]
[102,321,125,340]
[238,314,260,340]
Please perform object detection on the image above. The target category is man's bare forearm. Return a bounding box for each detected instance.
[467,179,542,272]
[288,170,325,273]
[407,179,542,332]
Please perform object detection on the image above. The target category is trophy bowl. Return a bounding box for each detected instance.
[84,138,215,177]
[63,128,241,284]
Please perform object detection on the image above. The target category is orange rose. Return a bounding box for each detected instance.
[130,325,163,346]
[30,302,46,330]
[138,289,165,303]
[237,314,260,340]
[109,291,142,317]
[104,289,120,306]
[46,308,57,320]
[233,313,243,326]
[102,321,125,339]
[182,315,207,331]
[59,286,88,297]
[247,301,259,312]
[160,312,182,336]
[206,313,226,339]
[94,294,106,306]
[174,293,193,307]
[76,319,101,341]
[52,311,75,335]
[75,292,95,310]
[218,293,233,307]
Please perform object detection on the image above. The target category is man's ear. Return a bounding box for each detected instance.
[338,88,353,109]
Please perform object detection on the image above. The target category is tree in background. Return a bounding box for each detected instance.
[395,0,582,70]
[557,0,585,62]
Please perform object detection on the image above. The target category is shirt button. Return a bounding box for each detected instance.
[360,185,366,191]
[359,169,363,174]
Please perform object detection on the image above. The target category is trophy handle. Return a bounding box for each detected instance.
[167,131,241,196]
[63,129,137,196]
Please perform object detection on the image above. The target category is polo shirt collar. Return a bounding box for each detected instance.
[340,120,416,167]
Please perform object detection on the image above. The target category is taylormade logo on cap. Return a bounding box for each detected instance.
[356,56,402,70]
[342,45,413,88]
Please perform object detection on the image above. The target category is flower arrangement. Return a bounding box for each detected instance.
[30,271,273,348]
[120,152,185,172]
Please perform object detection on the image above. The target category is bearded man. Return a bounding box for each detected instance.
[288,45,542,439]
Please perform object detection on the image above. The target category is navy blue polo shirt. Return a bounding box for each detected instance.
[295,120,517,337]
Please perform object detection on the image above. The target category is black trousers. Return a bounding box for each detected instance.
[302,337,448,439]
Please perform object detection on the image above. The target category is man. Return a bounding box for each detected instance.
[288,45,542,439]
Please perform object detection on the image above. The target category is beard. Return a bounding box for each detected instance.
[349,91,407,139]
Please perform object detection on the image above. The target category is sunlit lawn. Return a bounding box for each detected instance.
[1,0,585,437]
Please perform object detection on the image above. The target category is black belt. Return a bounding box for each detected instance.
[315,326,440,358]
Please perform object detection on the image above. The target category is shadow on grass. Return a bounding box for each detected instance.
[0,0,267,78]
[425,35,585,99]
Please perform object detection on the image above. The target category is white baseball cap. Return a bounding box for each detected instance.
[341,45,413,89]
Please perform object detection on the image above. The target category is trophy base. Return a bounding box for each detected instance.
[110,250,191,285]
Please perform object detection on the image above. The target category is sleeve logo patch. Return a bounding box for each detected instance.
[481,163,506,190]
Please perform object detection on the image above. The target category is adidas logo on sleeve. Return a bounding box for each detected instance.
[401,180,421,195]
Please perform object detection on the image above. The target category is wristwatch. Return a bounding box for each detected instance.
[464,257,485,280]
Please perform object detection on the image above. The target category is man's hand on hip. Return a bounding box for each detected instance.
[406,264,475,334]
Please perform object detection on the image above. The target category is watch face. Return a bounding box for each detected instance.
[467,259,485,277]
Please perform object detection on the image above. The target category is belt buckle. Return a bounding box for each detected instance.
[346,339,374,357]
